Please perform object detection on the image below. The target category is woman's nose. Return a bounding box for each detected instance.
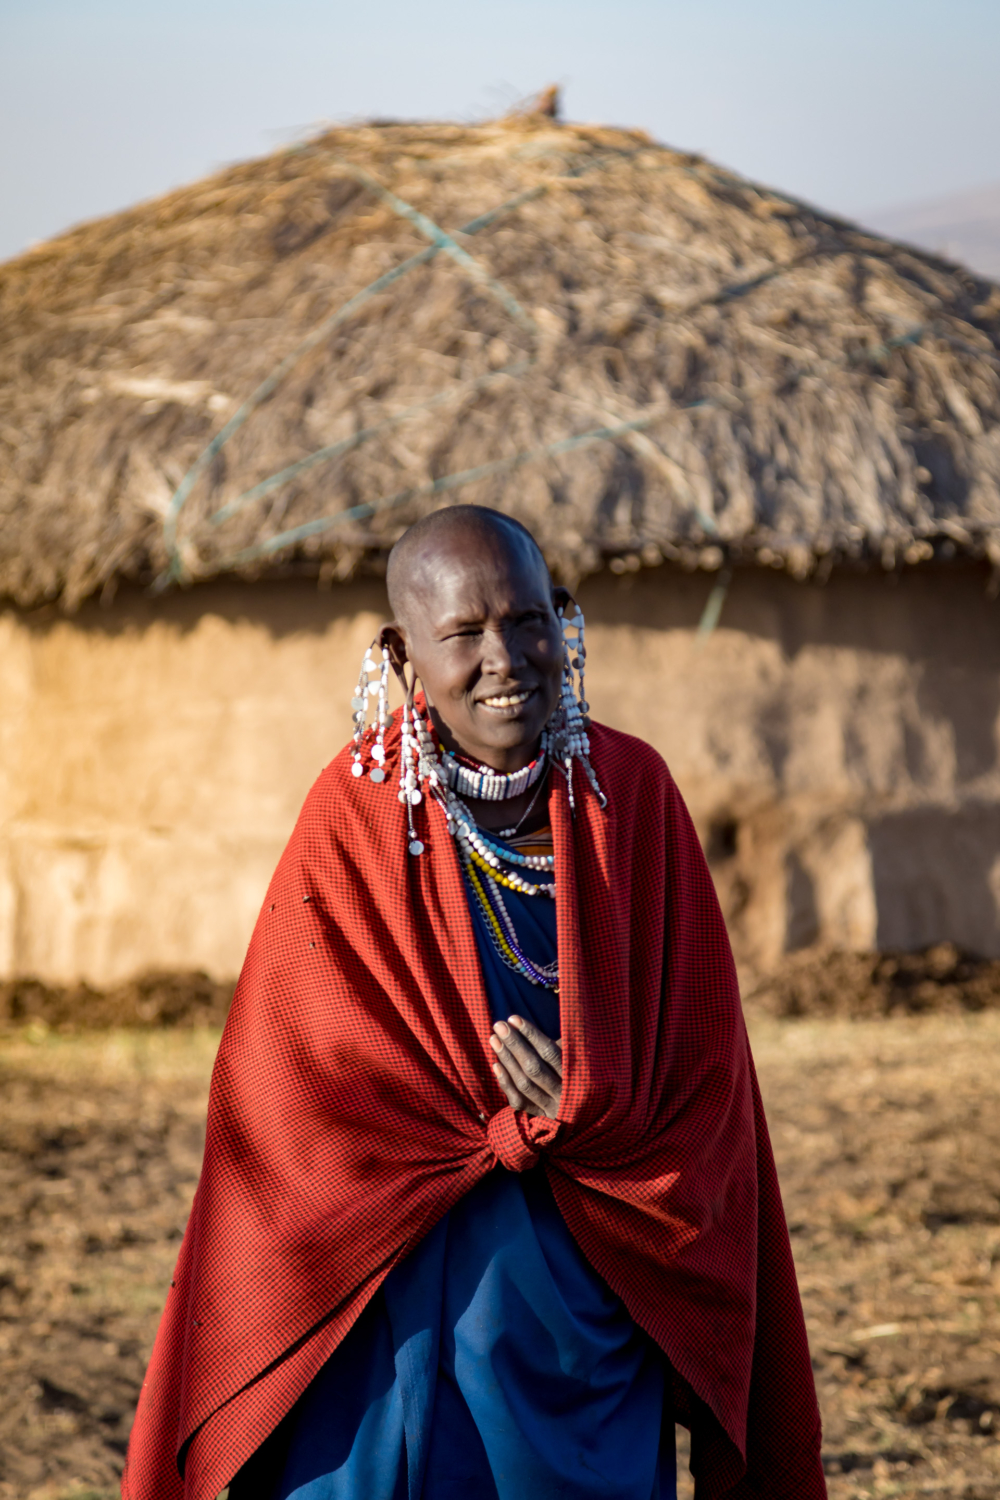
[481,626,519,677]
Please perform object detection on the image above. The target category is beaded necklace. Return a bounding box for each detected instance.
[458,818,554,872]
[439,745,547,802]
[456,813,558,989]
[452,790,558,989]
[455,816,555,896]
[465,854,559,991]
[404,712,558,989]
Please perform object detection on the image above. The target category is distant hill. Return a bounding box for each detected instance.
[864,182,1000,281]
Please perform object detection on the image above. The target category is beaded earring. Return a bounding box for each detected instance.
[350,642,390,782]
[371,646,390,783]
[565,605,590,722]
[549,602,606,811]
[397,672,426,855]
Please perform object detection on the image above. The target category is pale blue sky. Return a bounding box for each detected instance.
[2,0,998,262]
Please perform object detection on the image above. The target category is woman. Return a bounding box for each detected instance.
[124,506,826,1500]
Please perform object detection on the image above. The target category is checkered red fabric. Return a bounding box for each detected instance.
[123,722,825,1500]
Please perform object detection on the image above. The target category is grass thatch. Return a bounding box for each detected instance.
[2,105,1000,608]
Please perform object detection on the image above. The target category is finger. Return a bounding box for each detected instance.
[493,1042,555,1110]
[499,1031,560,1095]
[490,1025,560,1110]
[507,1016,563,1075]
[492,1057,529,1112]
[491,1027,558,1096]
[495,1023,561,1090]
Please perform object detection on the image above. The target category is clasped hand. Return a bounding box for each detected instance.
[489,1015,562,1119]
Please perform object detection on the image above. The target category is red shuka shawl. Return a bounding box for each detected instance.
[123,722,825,1500]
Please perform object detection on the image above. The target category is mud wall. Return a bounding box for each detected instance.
[1,564,998,984]
[582,563,1000,972]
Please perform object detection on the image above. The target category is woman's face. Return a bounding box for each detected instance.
[382,529,566,774]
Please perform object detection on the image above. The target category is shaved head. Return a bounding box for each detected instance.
[387,506,549,628]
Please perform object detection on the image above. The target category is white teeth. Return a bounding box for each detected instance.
[483,690,530,708]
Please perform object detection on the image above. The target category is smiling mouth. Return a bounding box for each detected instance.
[480,688,534,710]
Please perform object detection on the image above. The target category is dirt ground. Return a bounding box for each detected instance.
[1,1012,998,1500]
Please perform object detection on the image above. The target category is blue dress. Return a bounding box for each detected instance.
[229,873,676,1500]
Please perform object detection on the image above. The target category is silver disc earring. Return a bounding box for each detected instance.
[350,650,372,778]
[350,642,386,780]
[396,673,425,854]
[370,646,390,783]
[549,603,606,811]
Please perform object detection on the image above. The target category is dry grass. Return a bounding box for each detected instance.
[2,1014,998,1500]
[2,113,999,609]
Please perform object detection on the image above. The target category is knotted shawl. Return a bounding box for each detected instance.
[123,721,825,1500]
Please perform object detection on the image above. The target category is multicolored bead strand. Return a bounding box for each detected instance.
[456,819,555,873]
[465,858,559,990]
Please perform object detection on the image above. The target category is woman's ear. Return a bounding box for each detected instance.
[379,622,407,671]
[552,585,573,615]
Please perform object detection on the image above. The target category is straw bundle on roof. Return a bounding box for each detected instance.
[2,106,999,608]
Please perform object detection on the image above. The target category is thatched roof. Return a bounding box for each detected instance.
[2,105,1000,608]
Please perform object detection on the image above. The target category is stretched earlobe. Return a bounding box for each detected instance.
[378,622,407,671]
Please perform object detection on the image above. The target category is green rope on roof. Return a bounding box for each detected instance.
[338,165,539,338]
[156,177,545,589]
[208,361,530,528]
[220,402,711,569]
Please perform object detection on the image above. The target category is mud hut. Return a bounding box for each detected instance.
[3,103,1000,989]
